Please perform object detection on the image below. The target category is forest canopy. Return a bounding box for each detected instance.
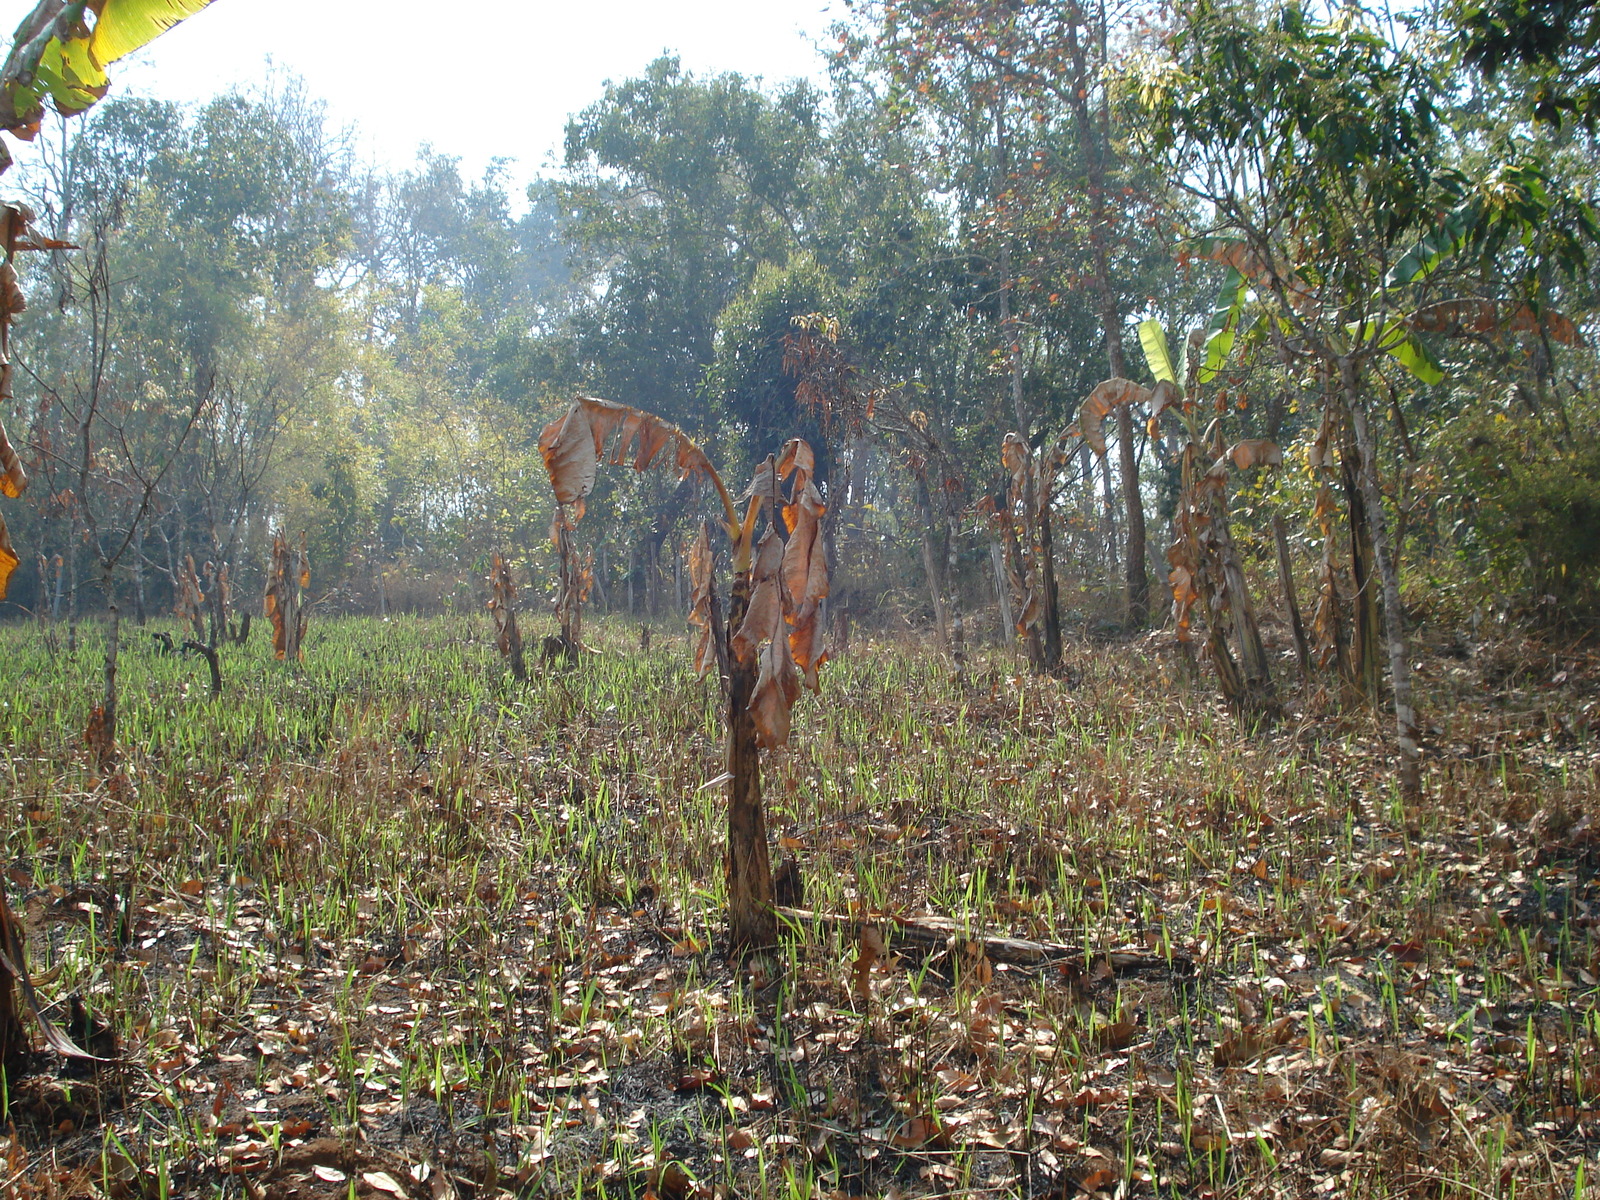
[0,0,1596,640]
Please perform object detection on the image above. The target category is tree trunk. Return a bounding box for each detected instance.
[1339,408,1382,703]
[915,474,949,647]
[132,529,146,625]
[183,638,223,698]
[1116,403,1148,628]
[1078,443,1100,572]
[989,536,1014,643]
[997,500,1045,669]
[551,520,581,661]
[996,92,1060,672]
[1098,451,1120,573]
[1200,490,1275,715]
[589,544,609,612]
[66,539,79,651]
[724,568,775,952]
[945,512,966,668]
[1273,514,1312,685]
[920,524,949,650]
[1208,494,1273,700]
[645,542,658,618]
[630,544,643,620]
[1063,0,1146,628]
[1339,356,1421,800]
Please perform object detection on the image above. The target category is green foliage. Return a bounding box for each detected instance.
[1138,318,1182,387]
[559,57,820,429]
[707,256,840,472]
[1441,406,1600,609]
[1196,266,1249,386]
[1454,0,1600,129]
[1,0,213,128]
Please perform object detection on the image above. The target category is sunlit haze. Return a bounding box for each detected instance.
[2,0,844,197]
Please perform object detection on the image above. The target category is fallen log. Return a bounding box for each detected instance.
[775,905,1187,974]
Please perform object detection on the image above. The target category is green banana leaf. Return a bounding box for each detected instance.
[1137,317,1181,387]
[32,33,107,116]
[6,0,213,128]
[90,0,215,65]
[1195,266,1248,385]
[1385,209,1470,287]
[1370,319,1445,385]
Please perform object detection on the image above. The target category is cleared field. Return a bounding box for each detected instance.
[1,614,1597,1199]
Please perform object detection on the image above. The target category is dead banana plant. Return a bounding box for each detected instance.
[265,531,310,662]
[175,554,205,642]
[1145,389,1281,718]
[539,397,830,951]
[486,553,527,682]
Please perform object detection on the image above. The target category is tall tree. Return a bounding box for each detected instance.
[1124,0,1544,794]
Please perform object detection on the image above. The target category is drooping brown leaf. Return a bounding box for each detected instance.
[1410,299,1582,345]
[750,620,801,750]
[779,473,829,690]
[1146,378,1183,438]
[538,397,723,524]
[730,440,832,723]
[537,404,596,517]
[740,526,804,748]
[0,263,23,321]
[1227,439,1283,470]
[737,453,781,507]
[788,598,828,691]
[1015,586,1041,635]
[0,419,22,500]
[1203,240,1316,312]
[0,514,16,600]
[1000,432,1030,483]
[0,206,36,596]
[264,531,309,661]
[175,554,204,636]
[485,555,524,677]
[731,531,783,666]
[775,437,814,489]
[1079,378,1152,456]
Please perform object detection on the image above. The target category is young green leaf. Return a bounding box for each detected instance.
[89,0,217,65]
[1138,318,1182,386]
[1371,320,1445,385]
[1385,209,1470,287]
[1196,266,1248,385]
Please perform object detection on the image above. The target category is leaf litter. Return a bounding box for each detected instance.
[0,616,1597,1197]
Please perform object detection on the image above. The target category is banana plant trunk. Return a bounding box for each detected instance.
[1205,491,1275,711]
[0,898,24,1072]
[724,569,775,952]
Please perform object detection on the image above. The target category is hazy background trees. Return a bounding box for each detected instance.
[3,0,1599,656]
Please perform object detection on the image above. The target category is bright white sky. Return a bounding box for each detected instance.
[4,0,845,199]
